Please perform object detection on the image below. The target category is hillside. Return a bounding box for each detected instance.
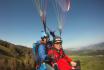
[0,40,34,70]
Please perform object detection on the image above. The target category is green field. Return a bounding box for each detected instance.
[70,55,104,70]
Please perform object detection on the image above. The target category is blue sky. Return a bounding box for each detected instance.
[0,0,104,48]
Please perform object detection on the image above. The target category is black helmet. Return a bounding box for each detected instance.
[53,36,62,44]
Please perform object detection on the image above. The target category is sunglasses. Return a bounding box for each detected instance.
[54,42,62,44]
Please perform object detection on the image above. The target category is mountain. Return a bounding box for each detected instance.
[0,39,34,70]
[80,42,104,51]
[65,42,104,55]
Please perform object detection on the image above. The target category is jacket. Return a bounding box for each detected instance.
[48,48,72,70]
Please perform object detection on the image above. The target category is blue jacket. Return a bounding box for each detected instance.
[32,41,47,62]
[38,44,47,62]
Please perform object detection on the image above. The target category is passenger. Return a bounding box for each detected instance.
[48,36,77,70]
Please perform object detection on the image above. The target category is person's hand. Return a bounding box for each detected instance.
[53,63,59,70]
[72,66,76,70]
[70,61,77,66]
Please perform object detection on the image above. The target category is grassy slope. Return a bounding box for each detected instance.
[70,55,104,70]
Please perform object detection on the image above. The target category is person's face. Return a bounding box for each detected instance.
[42,37,48,44]
[54,42,62,50]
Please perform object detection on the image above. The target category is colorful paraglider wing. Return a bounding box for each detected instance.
[56,0,70,12]
[35,0,48,33]
[53,0,70,36]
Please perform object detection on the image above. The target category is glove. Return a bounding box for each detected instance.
[53,63,58,70]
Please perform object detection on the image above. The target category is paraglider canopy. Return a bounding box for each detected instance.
[56,0,70,12]
[34,0,71,37]
[35,0,48,33]
[53,0,71,36]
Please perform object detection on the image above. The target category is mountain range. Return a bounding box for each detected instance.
[65,42,104,55]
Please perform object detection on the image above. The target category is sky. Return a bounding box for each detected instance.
[0,0,104,49]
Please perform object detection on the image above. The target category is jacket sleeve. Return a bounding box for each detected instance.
[38,44,47,61]
[64,55,72,63]
[48,49,53,56]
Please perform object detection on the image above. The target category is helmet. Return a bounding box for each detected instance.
[41,31,49,39]
[53,36,62,44]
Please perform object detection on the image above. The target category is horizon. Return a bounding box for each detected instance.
[0,38,104,49]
